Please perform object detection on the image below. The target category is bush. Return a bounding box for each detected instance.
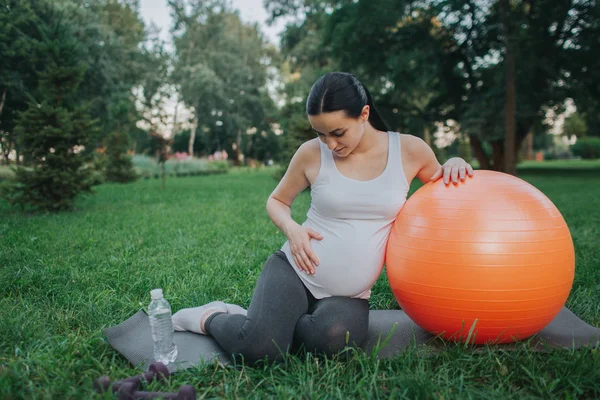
[105,131,138,183]
[0,166,15,182]
[131,155,229,179]
[543,149,575,160]
[571,137,600,159]
[88,152,108,186]
[2,163,95,211]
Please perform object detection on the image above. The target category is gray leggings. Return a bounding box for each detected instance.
[205,250,370,364]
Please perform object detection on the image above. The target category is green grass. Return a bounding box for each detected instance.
[516,159,600,177]
[517,159,600,169]
[462,158,600,173]
[1,169,599,399]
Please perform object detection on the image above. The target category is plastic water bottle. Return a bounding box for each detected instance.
[148,288,178,364]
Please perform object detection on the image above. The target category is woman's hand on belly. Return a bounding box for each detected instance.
[286,221,323,275]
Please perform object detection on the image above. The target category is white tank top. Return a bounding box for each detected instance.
[281,131,410,299]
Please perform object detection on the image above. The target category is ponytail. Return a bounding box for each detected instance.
[360,84,390,132]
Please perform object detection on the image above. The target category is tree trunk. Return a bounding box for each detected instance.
[246,133,256,161]
[235,128,243,166]
[172,92,182,153]
[188,129,196,157]
[1,144,9,165]
[188,100,199,157]
[491,140,505,171]
[523,130,534,160]
[183,33,196,157]
[469,135,491,170]
[500,0,517,175]
[490,133,529,172]
[0,88,6,117]
[0,88,6,165]
[423,126,431,146]
[470,128,530,172]
[188,120,197,157]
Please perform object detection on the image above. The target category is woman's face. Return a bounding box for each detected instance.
[308,106,369,157]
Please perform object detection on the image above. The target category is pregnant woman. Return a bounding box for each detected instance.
[172,71,474,364]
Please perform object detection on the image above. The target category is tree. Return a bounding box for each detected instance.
[135,33,173,188]
[135,34,172,142]
[70,0,147,144]
[322,1,458,144]
[417,0,599,172]
[267,0,600,173]
[499,0,517,175]
[105,130,137,183]
[0,0,44,164]
[1,13,99,211]
[567,1,600,137]
[268,8,341,175]
[170,0,275,163]
[563,112,587,139]
[150,131,173,190]
[1,0,150,165]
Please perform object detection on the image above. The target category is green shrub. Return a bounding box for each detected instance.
[88,152,108,186]
[131,155,229,179]
[105,131,138,183]
[571,137,600,159]
[0,166,16,182]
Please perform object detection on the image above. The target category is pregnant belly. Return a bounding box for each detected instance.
[309,237,385,296]
[285,219,392,298]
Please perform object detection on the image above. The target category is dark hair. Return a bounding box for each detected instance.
[306,72,389,132]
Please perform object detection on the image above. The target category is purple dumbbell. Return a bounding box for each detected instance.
[94,362,170,394]
[117,381,196,399]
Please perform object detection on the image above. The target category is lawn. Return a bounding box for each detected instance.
[517,159,600,169]
[1,168,599,399]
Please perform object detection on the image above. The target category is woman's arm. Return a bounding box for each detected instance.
[267,140,323,274]
[412,137,474,185]
[266,140,317,237]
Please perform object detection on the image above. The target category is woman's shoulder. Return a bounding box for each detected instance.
[296,138,321,161]
[395,133,433,182]
[284,138,321,180]
[397,133,429,157]
[294,138,321,184]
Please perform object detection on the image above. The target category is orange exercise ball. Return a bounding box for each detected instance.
[385,170,575,344]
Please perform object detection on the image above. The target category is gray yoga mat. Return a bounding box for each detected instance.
[103,307,600,373]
